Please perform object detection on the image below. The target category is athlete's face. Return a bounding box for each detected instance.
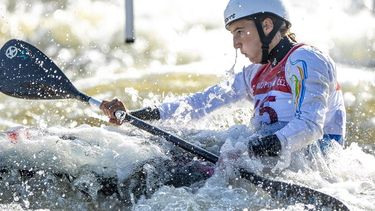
[228,19,262,64]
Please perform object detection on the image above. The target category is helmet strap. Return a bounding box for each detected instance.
[254,18,283,64]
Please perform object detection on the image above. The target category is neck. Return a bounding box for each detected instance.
[268,37,296,66]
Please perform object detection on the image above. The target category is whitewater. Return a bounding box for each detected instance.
[1,0,375,210]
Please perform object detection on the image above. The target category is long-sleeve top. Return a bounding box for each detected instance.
[156,43,346,153]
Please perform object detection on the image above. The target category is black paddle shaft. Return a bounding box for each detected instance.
[0,39,349,210]
[124,114,219,163]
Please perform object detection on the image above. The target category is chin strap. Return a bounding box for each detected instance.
[253,17,284,64]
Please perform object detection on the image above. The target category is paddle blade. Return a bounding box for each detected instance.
[0,39,89,102]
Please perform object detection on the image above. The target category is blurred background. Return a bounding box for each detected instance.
[0,0,374,148]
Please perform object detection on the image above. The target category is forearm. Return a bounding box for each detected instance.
[129,106,160,120]
[159,72,249,120]
[275,117,323,152]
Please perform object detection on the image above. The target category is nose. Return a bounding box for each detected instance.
[233,35,241,49]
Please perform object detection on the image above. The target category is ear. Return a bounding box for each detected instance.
[262,18,274,36]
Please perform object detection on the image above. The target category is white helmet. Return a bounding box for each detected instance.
[224,0,290,29]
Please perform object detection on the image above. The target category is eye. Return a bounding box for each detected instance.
[233,29,244,38]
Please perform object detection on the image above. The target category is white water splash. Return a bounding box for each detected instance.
[1,0,375,210]
[0,125,167,179]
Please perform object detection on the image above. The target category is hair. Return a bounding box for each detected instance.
[279,22,297,42]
